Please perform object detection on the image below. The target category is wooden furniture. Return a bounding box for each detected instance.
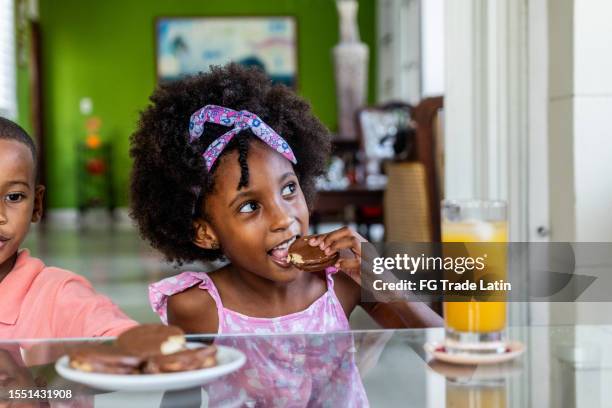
[412,96,444,241]
[383,97,444,315]
[311,185,384,240]
[310,138,385,240]
[29,22,47,218]
[311,96,443,243]
[383,162,433,242]
[355,102,413,182]
[381,97,444,243]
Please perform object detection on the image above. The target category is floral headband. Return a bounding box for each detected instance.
[189,105,297,171]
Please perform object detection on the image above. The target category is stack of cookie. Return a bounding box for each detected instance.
[68,325,217,374]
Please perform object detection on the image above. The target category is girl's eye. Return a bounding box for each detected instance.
[238,201,260,214]
[6,193,25,203]
[281,182,297,197]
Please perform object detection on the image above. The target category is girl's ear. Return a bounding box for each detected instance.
[31,185,45,223]
[192,218,220,250]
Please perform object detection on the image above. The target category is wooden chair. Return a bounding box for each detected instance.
[351,103,415,239]
[351,98,445,326]
[383,97,444,243]
[384,161,433,242]
[412,96,444,239]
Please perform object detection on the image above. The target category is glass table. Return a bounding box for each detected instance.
[1,325,611,407]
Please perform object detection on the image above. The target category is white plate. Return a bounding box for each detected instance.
[55,344,246,392]
[424,341,525,365]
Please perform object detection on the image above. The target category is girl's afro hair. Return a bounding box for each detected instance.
[129,63,331,264]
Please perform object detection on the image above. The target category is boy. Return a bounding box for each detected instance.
[0,117,137,339]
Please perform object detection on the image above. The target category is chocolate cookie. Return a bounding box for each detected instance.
[287,236,339,272]
[68,344,142,374]
[117,324,186,358]
[143,345,218,374]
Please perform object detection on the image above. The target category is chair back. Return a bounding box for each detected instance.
[380,97,444,243]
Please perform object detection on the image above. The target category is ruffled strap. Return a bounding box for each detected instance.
[324,266,351,330]
[324,266,340,290]
[149,271,222,324]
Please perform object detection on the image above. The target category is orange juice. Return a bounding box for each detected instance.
[446,383,507,408]
[443,220,507,333]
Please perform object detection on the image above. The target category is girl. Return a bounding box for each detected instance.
[130,64,441,404]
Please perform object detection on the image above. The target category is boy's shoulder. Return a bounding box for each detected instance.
[31,258,91,289]
[3,251,135,339]
[13,251,91,290]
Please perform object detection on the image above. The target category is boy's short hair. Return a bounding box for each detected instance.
[0,117,37,162]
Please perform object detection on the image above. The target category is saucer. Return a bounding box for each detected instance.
[424,340,525,365]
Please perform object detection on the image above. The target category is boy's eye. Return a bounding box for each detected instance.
[238,201,260,213]
[5,193,25,203]
[281,182,297,197]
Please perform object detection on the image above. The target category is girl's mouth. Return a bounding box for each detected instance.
[267,236,298,268]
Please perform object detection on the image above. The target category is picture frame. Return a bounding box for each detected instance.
[155,16,298,88]
[357,105,413,161]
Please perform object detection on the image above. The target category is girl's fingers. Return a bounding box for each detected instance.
[324,236,362,257]
[320,227,353,250]
[308,234,324,246]
[335,258,361,272]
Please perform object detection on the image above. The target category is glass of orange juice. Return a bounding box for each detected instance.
[442,200,507,354]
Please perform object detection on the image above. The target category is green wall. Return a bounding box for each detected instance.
[34,0,376,208]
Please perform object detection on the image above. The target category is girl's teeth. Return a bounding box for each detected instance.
[273,237,295,251]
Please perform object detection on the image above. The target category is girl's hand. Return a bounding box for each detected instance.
[308,227,367,285]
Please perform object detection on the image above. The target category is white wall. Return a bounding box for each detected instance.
[421,0,445,96]
[573,0,612,242]
[549,0,612,243]
[547,0,612,330]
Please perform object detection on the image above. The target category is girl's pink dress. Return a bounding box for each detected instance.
[150,269,369,407]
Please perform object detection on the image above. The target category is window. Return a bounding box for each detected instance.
[0,0,17,119]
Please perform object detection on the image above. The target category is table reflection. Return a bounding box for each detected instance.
[446,382,507,408]
[428,360,520,408]
[203,332,369,407]
[1,326,612,407]
[0,346,38,408]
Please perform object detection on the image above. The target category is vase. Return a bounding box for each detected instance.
[333,0,369,140]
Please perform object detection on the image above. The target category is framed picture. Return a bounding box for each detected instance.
[357,105,413,161]
[155,16,297,87]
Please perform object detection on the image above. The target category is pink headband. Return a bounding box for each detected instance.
[189,105,297,171]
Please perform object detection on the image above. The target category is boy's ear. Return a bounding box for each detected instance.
[192,218,220,250]
[31,185,45,223]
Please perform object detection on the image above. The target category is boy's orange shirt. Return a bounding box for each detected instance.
[0,250,137,339]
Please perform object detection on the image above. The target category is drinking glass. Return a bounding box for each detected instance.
[442,200,508,353]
